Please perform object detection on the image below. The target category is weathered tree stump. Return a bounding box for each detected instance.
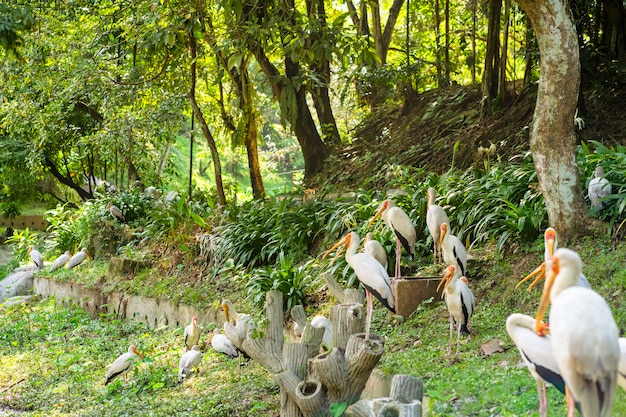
[345,374,423,417]
[228,276,382,417]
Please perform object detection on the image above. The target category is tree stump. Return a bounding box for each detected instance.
[345,374,423,417]
[230,281,382,417]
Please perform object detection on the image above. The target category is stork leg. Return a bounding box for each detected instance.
[565,386,576,417]
[455,321,462,358]
[395,238,402,279]
[537,380,547,417]
[365,290,373,341]
[448,316,454,356]
[433,242,437,265]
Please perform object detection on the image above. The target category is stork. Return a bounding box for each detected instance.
[517,227,590,290]
[506,313,569,417]
[209,328,239,358]
[363,232,387,270]
[28,246,43,269]
[67,248,89,269]
[105,344,143,385]
[368,199,416,279]
[437,265,475,358]
[50,251,71,272]
[588,166,611,208]
[221,299,254,353]
[534,248,619,417]
[426,187,450,264]
[183,316,200,351]
[322,231,395,341]
[107,202,126,222]
[439,223,468,278]
[178,345,203,383]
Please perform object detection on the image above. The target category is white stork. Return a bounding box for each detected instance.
[105,344,143,385]
[183,316,200,351]
[619,338,626,392]
[439,223,468,278]
[67,248,89,269]
[426,187,450,264]
[437,265,475,357]
[535,248,619,417]
[517,227,590,290]
[28,246,43,269]
[588,166,612,208]
[178,345,203,383]
[368,199,416,279]
[221,299,253,353]
[50,251,71,272]
[363,232,387,270]
[322,231,395,341]
[506,313,569,417]
[107,202,126,222]
[209,328,239,358]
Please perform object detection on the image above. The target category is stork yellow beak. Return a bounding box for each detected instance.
[368,201,387,227]
[222,302,230,323]
[321,234,349,266]
[534,256,558,335]
[516,263,546,290]
[437,266,454,298]
[438,223,448,254]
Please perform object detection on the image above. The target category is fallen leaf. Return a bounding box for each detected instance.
[481,338,504,356]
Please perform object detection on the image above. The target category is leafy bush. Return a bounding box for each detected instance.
[5,227,41,263]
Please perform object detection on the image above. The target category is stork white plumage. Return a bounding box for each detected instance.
[437,265,475,357]
[368,199,416,279]
[310,316,333,349]
[107,202,126,222]
[221,299,253,353]
[506,313,568,417]
[439,223,468,278]
[322,231,395,341]
[183,316,200,351]
[67,248,89,269]
[209,328,239,358]
[426,187,450,264]
[105,344,143,385]
[28,246,43,269]
[517,227,590,290]
[363,232,387,270]
[619,338,626,392]
[588,166,612,208]
[178,345,203,383]
[535,248,619,417]
[50,251,71,272]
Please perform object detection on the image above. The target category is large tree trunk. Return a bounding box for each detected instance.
[515,0,589,240]
[241,65,266,199]
[482,0,502,112]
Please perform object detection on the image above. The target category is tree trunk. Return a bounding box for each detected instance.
[187,30,227,209]
[498,0,511,104]
[444,0,451,84]
[434,0,443,85]
[515,0,589,240]
[241,64,266,199]
[482,0,502,112]
[45,157,93,201]
[601,0,626,59]
[523,15,535,86]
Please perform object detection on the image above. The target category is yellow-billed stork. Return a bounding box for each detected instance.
[105,344,143,385]
[363,232,387,270]
[50,251,71,272]
[426,187,450,264]
[183,316,200,351]
[368,199,416,279]
[107,202,126,222]
[322,231,395,341]
[437,265,475,357]
[535,248,619,417]
[67,248,89,269]
[588,166,612,208]
[439,223,467,278]
[178,345,203,383]
[209,328,239,358]
[28,246,43,269]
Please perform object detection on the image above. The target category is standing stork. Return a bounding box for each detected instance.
[107,202,126,222]
[437,265,475,358]
[50,251,71,272]
[368,199,416,279]
[105,344,143,385]
[178,345,203,383]
[506,313,569,417]
[363,232,387,270]
[534,248,619,417]
[439,223,468,277]
[588,166,612,208]
[426,187,450,265]
[183,316,200,351]
[517,227,590,290]
[67,248,89,269]
[322,231,395,341]
[28,246,43,269]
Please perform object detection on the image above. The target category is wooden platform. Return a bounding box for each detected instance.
[393,276,442,318]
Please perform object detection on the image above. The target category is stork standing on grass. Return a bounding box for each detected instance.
[28,246,43,269]
[368,199,416,279]
[534,248,619,417]
[426,187,450,265]
[184,316,200,351]
[437,265,475,358]
[107,202,126,222]
[178,345,203,383]
[105,344,143,385]
[67,248,89,269]
[322,231,395,341]
[50,251,71,272]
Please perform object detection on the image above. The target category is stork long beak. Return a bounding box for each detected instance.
[534,257,558,336]
[222,303,230,323]
[438,224,447,254]
[321,235,348,266]
[368,201,387,227]
[516,263,545,290]
[132,346,144,359]
[437,266,454,298]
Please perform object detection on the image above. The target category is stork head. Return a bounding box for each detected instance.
[130,345,144,359]
[544,227,557,258]
[28,246,34,254]
[368,199,390,227]
[437,265,455,296]
[439,223,449,249]
[427,187,437,205]
[192,316,198,325]
[321,232,351,265]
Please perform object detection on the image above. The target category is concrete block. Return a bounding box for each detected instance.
[393,276,442,318]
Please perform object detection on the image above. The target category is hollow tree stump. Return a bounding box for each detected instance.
[345,374,423,417]
[230,284,383,417]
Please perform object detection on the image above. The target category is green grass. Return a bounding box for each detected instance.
[0,297,279,417]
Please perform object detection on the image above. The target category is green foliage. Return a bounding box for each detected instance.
[247,254,318,310]
[5,227,40,262]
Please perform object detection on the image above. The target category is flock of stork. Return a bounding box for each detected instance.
[24,169,619,414]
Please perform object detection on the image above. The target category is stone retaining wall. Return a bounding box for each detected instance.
[0,215,48,231]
